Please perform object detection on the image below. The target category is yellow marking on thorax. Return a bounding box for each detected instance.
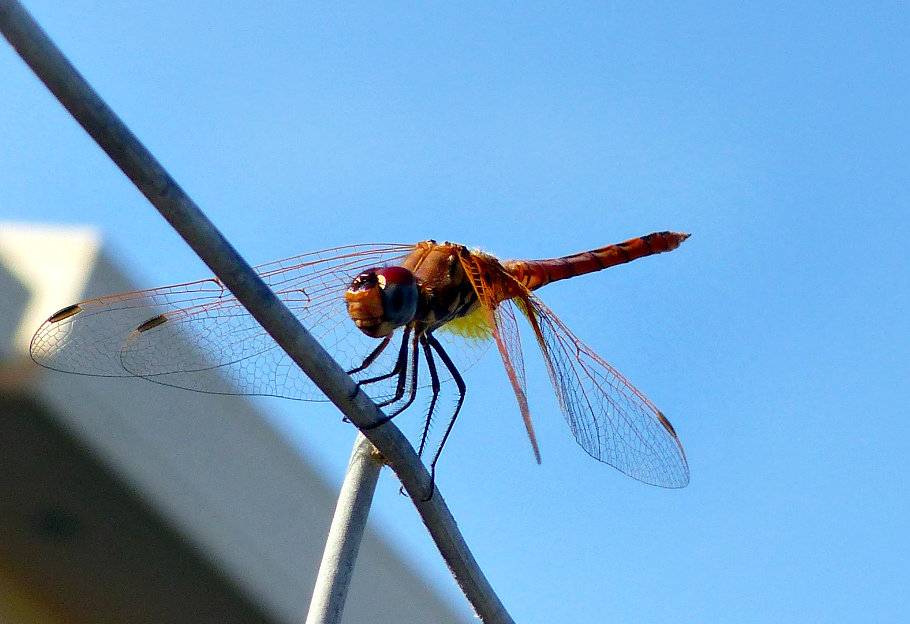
[437,307,491,341]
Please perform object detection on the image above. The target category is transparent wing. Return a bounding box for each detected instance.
[30,243,418,400]
[522,292,689,488]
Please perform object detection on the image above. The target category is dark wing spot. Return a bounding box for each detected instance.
[48,304,82,323]
[656,410,678,438]
[137,314,168,333]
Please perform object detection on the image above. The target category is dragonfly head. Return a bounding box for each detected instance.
[346,266,418,338]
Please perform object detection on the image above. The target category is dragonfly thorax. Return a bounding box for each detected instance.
[345,266,419,338]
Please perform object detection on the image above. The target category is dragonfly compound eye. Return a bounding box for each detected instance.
[377,266,418,319]
[345,267,418,338]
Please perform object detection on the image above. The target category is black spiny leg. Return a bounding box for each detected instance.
[356,327,411,390]
[344,335,392,415]
[358,327,415,430]
[421,333,467,501]
[383,331,421,419]
[347,335,392,375]
[416,335,442,460]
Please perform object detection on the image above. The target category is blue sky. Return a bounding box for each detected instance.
[3,2,908,622]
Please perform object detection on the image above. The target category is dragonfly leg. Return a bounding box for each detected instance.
[420,333,466,501]
[344,336,394,413]
[359,328,419,430]
[393,335,442,500]
[356,327,411,389]
[342,334,395,422]
[375,329,416,410]
[382,331,421,418]
[347,335,392,375]
[415,335,442,459]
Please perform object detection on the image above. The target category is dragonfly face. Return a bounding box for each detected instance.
[345,266,419,338]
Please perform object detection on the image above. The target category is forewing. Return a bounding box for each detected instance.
[30,243,415,400]
[523,292,689,488]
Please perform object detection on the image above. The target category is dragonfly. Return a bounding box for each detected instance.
[30,231,690,488]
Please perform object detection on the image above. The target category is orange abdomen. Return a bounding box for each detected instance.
[505,231,689,291]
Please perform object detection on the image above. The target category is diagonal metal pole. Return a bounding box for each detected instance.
[0,2,514,623]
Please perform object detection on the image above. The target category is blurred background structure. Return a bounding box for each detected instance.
[0,224,470,624]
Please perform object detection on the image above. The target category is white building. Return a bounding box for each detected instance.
[0,223,469,624]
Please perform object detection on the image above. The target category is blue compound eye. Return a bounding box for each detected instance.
[375,267,418,325]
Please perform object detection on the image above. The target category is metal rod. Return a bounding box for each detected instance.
[0,2,514,622]
[306,434,382,624]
